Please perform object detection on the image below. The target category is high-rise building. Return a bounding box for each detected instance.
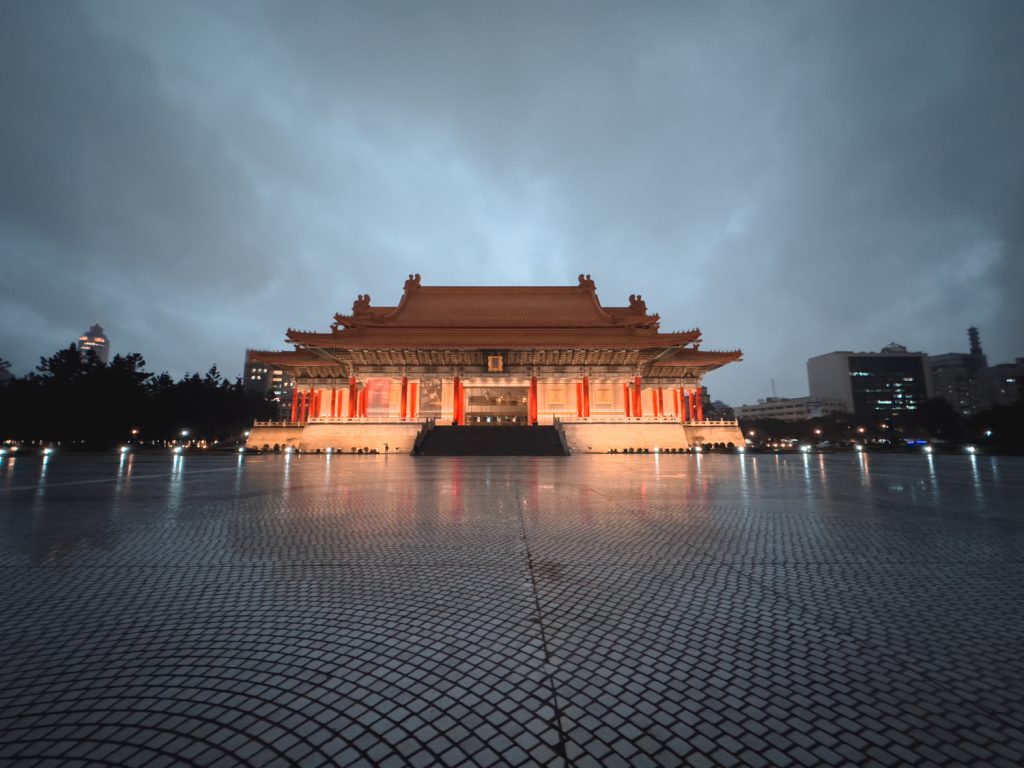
[983,358,1023,409]
[928,327,988,416]
[807,343,932,418]
[77,323,109,364]
[244,350,295,418]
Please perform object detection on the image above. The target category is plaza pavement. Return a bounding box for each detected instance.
[1,452,1022,767]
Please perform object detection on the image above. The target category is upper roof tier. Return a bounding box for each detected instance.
[333,273,665,330]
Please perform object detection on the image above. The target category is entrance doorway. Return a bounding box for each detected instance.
[464,386,529,425]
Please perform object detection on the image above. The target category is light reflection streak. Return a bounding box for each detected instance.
[969,454,983,505]
[801,451,812,493]
[738,451,750,504]
[34,453,51,503]
[167,454,184,510]
[925,452,938,501]
[857,450,870,486]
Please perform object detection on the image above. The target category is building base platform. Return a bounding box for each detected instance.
[247,418,743,455]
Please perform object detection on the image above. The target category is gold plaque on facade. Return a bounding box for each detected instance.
[487,355,504,372]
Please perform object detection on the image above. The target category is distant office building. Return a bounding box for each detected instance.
[928,328,988,416]
[244,350,295,417]
[77,323,109,364]
[983,358,1023,408]
[735,396,846,422]
[807,343,931,418]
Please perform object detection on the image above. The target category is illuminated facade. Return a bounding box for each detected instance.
[77,323,109,364]
[247,275,743,453]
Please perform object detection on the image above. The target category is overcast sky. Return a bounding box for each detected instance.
[2,1,1022,405]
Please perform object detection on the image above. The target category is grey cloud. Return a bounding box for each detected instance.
[1,0,1021,403]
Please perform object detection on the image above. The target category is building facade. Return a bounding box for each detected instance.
[77,323,109,364]
[734,396,845,422]
[983,358,1023,409]
[928,327,988,416]
[243,350,296,418]
[246,275,744,453]
[807,343,932,418]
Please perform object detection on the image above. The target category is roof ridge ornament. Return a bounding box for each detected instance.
[352,294,371,315]
[628,294,647,314]
[404,273,422,292]
[577,274,596,291]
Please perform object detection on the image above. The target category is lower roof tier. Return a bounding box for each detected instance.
[248,347,741,377]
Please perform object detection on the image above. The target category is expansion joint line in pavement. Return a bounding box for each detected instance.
[515,483,571,766]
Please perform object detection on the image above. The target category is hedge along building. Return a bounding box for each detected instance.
[246,274,744,453]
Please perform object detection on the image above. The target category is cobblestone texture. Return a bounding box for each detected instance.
[1,451,1022,767]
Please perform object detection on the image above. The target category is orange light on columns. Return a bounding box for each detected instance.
[409,383,418,419]
[576,383,584,417]
[696,387,704,421]
[673,389,680,418]
[359,387,367,418]
[582,375,591,418]
[623,383,631,417]
[400,376,408,420]
[633,376,642,418]
[330,387,337,418]
[657,388,664,417]
[452,376,461,425]
[290,388,299,422]
[348,376,357,419]
[529,375,538,425]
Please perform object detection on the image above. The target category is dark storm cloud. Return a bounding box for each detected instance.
[1,0,1022,403]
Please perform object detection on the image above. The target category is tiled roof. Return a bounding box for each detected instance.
[286,327,700,350]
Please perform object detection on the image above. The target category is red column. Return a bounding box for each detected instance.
[623,383,631,417]
[696,387,704,421]
[529,375,538,425]
[348,376,357,419]
[633,376,642,418]
[582,375,590,418]
[359,388,367,418]
[453,376,461,425]
[329,388,336,418]
[688,389,695,421]
[400,376,408,420]
[409,383,418,419]
[290,388,299,422]
[658,388,664,417]
[673,389,680,418]
[576,383,583,417]
[298,390,307,422]
[651,387,659,417]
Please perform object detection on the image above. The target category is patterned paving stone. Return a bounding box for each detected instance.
[1,451,1023,767]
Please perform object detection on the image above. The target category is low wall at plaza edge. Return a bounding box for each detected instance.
[683,422,745,448]
[247,423,304,450]
[559,422,691,453]
[246,421,425,453]
[299,422,423,454]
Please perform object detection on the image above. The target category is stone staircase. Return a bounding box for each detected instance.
[414,426,568,456]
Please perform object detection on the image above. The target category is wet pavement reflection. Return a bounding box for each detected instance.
[1,452,1023,766]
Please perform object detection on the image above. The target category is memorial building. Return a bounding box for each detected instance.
[246,275,743,453]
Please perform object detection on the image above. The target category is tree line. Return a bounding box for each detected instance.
[0,345,277,448]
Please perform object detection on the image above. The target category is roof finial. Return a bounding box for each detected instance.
[578,274,595,290]
[353,294,371,315]
[628,294,647,314]
[404,273,422,292]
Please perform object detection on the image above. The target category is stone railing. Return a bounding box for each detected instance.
[555,416,738,426]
